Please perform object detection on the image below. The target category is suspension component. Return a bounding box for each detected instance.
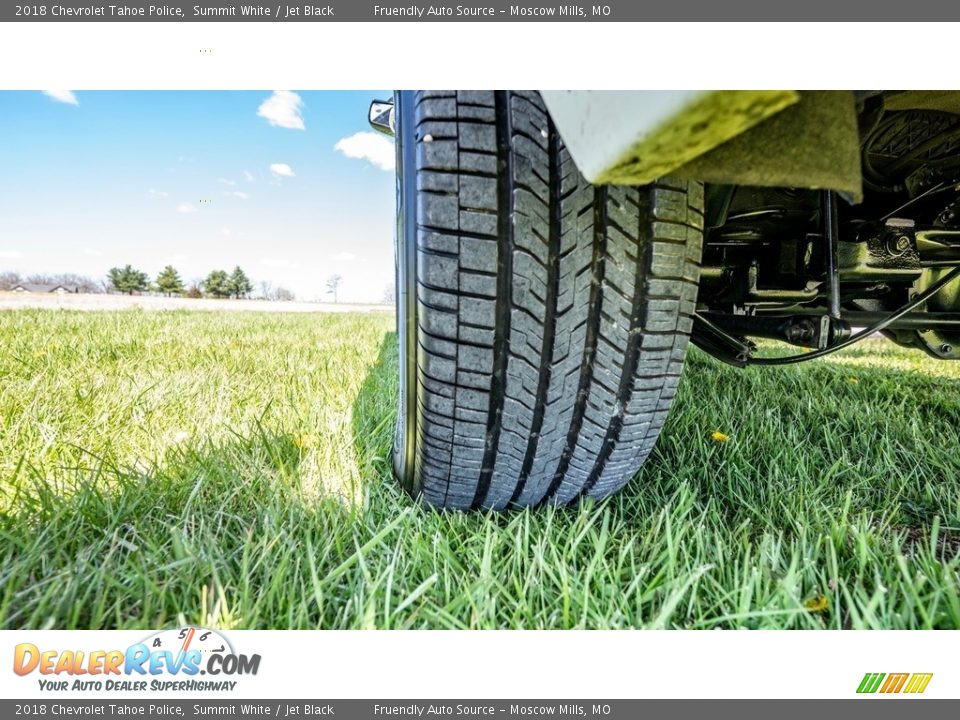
[748,265,960,366]
[697,312,851,351]
[821,190,841,319]
[915,229,960,267]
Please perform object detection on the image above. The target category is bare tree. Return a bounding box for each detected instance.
[0,271,22,291]
[326,273,343,303]
[255,280,295,301]
[55,273,100,293]
[274,286,295,301]
[23,273,100,293]
[382,282,396,304]
[25,273,56,285]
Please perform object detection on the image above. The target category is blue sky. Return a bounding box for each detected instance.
[0,90,396,302]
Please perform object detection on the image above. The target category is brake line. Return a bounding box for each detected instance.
[747,265,960,366]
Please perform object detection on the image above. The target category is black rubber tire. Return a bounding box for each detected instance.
[394,90,704,510]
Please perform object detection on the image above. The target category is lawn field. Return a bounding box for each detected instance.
[1,309,959,629]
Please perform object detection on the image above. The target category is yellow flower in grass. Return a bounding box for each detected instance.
[295,433,318,450]
[804,594,829,613]
[847,377,859,385]
[710,431,730,443]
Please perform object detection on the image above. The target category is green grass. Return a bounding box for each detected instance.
[2,308,959,629]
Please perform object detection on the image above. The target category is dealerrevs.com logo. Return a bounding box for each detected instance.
[857,673,933,695]
[13,627,261,693]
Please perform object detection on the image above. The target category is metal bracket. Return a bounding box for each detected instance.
[369,99,395,137]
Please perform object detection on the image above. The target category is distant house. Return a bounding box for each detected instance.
[10,283,80,294]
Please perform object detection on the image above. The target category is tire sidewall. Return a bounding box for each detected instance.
[392,91,420,497]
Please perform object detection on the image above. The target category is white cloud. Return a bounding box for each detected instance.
[147,188,168,199]
[226,191,249,200]
[243,170,255,182]
[221,228,232,237]
[42,90,78,106]
[257,91,305,130]
[163,253,188,263]
[334,131,395,171]
[270,163,295,178]
[335,251,357,261]
[176,203,197,214]
[0,250,24,259]
[82,247,102,256]
[218,177,237,186]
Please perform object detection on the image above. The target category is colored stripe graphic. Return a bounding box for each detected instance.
[904,674,934,694]
[880,673,909,693]
[857,672,932,694]
[857,673,885,694]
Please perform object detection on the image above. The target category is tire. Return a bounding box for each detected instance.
[393,90,704,510]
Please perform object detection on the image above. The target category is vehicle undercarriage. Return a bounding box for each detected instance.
[692,93,960,366]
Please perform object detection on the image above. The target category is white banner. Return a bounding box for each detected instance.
[0,629,951,699]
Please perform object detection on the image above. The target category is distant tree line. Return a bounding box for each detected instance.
[107,264,291,300]
[0,265,395,306]
[0,266,296,301]
[0,271,102,293]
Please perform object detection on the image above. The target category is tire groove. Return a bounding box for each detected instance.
[574,187,654,502]
[418,279,497,301]
[417,223,498,242]
[539,185,608,506]
[420,167,497,180]
[472,90,513,510]
[510,116,562,506]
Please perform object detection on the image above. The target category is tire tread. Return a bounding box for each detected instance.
[412,90,703,509]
